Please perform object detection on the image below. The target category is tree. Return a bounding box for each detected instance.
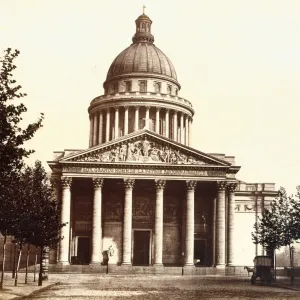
[26,161,66,286]
[252,187,300,268]
[0,48,43,289]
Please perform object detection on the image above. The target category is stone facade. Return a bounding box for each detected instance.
[47,12,277,269]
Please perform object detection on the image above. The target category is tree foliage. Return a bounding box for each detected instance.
[252,186,300,253]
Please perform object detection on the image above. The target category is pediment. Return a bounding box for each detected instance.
[61,130,230,167]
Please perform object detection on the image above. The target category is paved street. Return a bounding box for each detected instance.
[25,274,299,299]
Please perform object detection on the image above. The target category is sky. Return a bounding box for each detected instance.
[0,0,299,193]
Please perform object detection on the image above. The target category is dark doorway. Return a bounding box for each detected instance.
[77,237,90,264]
[194,239,206,265]
[133,230,150,265]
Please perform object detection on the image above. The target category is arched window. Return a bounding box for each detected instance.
[167,85,172,95]
[139,81,147,92]
[141,23,146,32]
[175,88,178,96]
[125,81,131,92]
[155,82,161,93]
[113,82,118,93]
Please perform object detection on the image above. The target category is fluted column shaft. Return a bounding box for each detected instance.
[154,180,166,265]
[173,111,178,142]
[185,115,189,146]
[58,177,72,264]
[165,109,169,138]
[122,179,135,265]
[114,107,119,139]
[124,106,129,135]
[212,195,217,267]
[155,107,160,134]
[89,116,93,147]
[93,114,98,146]
[185,180,197,266]
[216,181,226,267]
[91,178,104,264]
[145,106,150,130]
[105,109,110,142]
[98,111,104,144]
[180,113,184,144]
[135,106,139,131]
[188,117,192,146]
[227,183,237,266]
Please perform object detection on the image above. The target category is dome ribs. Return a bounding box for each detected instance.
[151,45,161,74]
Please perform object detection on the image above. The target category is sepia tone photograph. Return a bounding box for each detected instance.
[0,0,300,299]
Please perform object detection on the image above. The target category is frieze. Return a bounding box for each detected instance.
[71,137,209,165]
[62,166,226,177]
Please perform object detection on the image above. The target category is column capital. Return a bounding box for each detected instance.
[186,180,197,190]
[217,181,227,191]
[165,108,170,113]
[124,178,135,189]
[50,177,61,189]
[227,182,237,193]
[92,177,104,189]
[115,106,119,111]
[155,179,166,190]
[61,177,72,188]
[156,107,161,112]
[135,105,140,110]
[124,105,129,110]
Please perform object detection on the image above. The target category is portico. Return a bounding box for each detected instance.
[50,130,239,267]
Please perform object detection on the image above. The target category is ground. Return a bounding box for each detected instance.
[21,274,300,300]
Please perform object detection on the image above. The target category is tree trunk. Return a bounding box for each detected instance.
[38,246,43,286]
[289,244,294,284]
[25,244,30,284]
[14,243,22,287]
[12,243,16,278]
[0,234,7,290]
[33,247,37,282]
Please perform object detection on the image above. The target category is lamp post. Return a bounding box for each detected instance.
[181,252,184,276]
[291,246,295,284]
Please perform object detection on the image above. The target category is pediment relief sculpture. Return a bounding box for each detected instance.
[73,137,208,165]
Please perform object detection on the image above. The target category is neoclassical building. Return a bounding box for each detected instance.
[48,12,277,272]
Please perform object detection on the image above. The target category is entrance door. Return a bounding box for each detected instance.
[77,237,90,264]
[133,230,150,265]
[194,239,206,265]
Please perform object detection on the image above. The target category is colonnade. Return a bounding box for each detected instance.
[57,178,236,267]
[89,106,193,148]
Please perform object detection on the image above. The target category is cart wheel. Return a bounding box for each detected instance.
[251,275,256,285]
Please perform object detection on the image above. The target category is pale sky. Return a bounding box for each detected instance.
[1,0,299,193]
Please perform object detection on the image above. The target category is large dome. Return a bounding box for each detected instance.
[106,43,178,81]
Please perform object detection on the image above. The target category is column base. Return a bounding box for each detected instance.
[184,263,195,267]
[153,263,164,267]
[215,264,226,268]
[89,261,101,265]
[121,262,132,266]
[57,261,70,266]
[226,263,235,266]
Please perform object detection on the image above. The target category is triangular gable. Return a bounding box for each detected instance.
[61,130,231,166]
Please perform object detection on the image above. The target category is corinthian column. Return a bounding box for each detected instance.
[154,179,166,266]
[185,180,197,266]
[145,106,150,130]
[185,115,189,146]
[173,111,178,142]
[216,181,226,267]
[114,107,119,139]
[135,106,139,131]
[180,113,184,144]
[188,117,192,146]
[165,109,170,138]
[227,183,237,266]
[93,113,98,146]
[91,178,104,264]
[124,106,129,135]
[155,107,160,134]
[122,179,135,265]
[89,115,93,147]
[98,111,104,144]
[105,108,110,142]
[58,177,72,264]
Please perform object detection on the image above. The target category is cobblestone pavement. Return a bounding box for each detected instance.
[23,274,300,300]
